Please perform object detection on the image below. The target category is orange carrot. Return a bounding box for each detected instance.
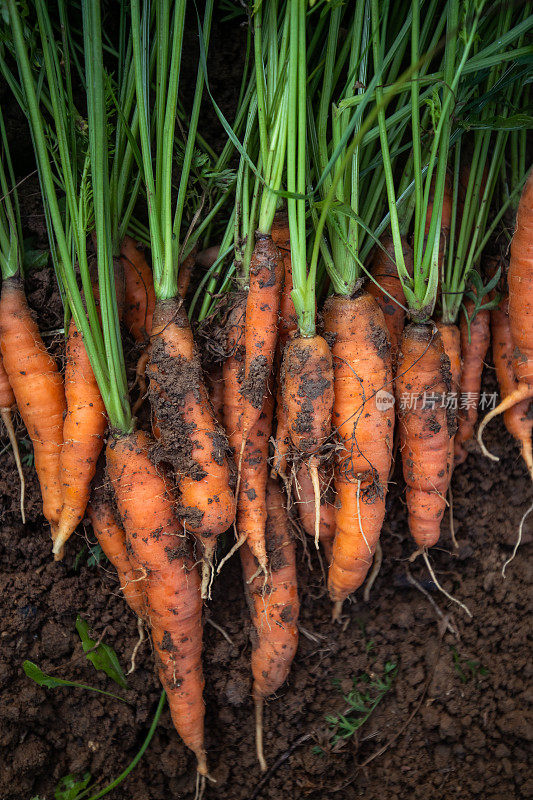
[177,249,197,299]
[323,293,394,618]
[281,334,334,546]
[454,298,490,464]
[53,318,107,557]
[0,350,25,522]
[222,293,246,449]
[107,429,207,775]
[294,463,335,564]
[0,276,65,531]
[436,320,461,480]
[241,477,299,771]
[206,363,224,427]
[240,234,283,444]
[120,235,155,342]
[395,323,454,552]
[367,236,413,365]
[87,474,146,620]
[147,297,236,595]
[480,294,533,478]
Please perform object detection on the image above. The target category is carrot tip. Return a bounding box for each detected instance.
[254,696,267,772]
[331,600,343,624]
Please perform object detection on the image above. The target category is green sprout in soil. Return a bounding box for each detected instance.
[314,661,398,754]
[450,647,489,684]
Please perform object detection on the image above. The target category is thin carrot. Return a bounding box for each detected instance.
[367,236,413,365]
[87,471,146,620]
[120,235,155,342]
[281,333,334,546]
[0,351,25,522]
[479,172,533,438]
[106,429,207,776]
[324,293,394,619]
[294,463,335,565]
[454,298,490,464]
[147,297,236,596]
[177,249,197,299]
[479,294,533,478]
[0,276,65,531]
[241,477,299,772]
[395,323,454,552]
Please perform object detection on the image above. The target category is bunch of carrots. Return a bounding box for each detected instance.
[0,0,531,784]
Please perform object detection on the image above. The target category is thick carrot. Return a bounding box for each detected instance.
[53,318,107,556]
[395,323,454,551]
[294,463,335,564]
[367,236,414,365]
[323,293,394,618]
[147,298,236,595]
[87,476,146,620]
[120,235,155,342]
[106,429,207,775]
[240,234,283,444]
[478,173,533,438]
[281,334,334,546]
[454,298,490,464]
[0,351,25,522]
[480,295,533,477]
[0,276,65,530]
[241,477,299,771]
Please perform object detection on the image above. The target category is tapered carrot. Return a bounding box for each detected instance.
[0,276,65,531]
[367,236,413,365]
[294,463,335,564]
[281,333,334,546]
[479,294,533,478]
[120,235,155,342]
[454,298,490,463]
[147,297,236,595]
[106,429,207,775]
[87,475,146,620]
[240,234,283,445]
[241,477,299,772]
[323,293,394,618]
[395,323,454,552]
[0,351,25,522]
[52,318,107,557]
[479,172,533,436]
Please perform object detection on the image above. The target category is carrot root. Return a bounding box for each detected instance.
[1,407,25,523]
[255,696,267,773]
[477,383,533,462]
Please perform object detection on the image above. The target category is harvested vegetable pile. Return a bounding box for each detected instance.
[0,0,531,797]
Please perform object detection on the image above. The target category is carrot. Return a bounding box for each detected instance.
[206,363,224,427]
[222,292,246,447]
[87,473,146,620]
[367,236,414,365]
[195,245,220,270]
[147,297,236,596]
[479,294,533,478]
[239,234,283,447]
[323,293,394,619]
[52,318,107,557]
[0,276,66,531]
[281,334,334,546]
[294,463,335,564]
[177,249,197,299]
[241,477,299,772]
[436,320,461,481]
[120,235,155,342]
[0,351,25,522]
[106,429,207,776]
[395,323,454,552]
[454,298,490,464]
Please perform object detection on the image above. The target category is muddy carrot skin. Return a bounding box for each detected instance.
[436,321,461,480]
[367,236,414,365]
[241,477,299,771]
[206,363,224,427]
[395,323,454,550]
[147,298,236,593]
[120,235,156,342]
[222,293,246,449]
[454,298,490,464]
[294,463,335,564]
[106,430,207,775]
[323,293,394,615]
[489,295,533,476]
[0,277,66,529]
[240,234,283,441]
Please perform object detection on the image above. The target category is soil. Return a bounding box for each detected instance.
[1,10,532,800]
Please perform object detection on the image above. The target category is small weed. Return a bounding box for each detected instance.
[76,616,127,689]
[74,544,105,571]
[54,772,91,800]
[20,438,34,467]
[451,647,489,684]
[317,661,398,752]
